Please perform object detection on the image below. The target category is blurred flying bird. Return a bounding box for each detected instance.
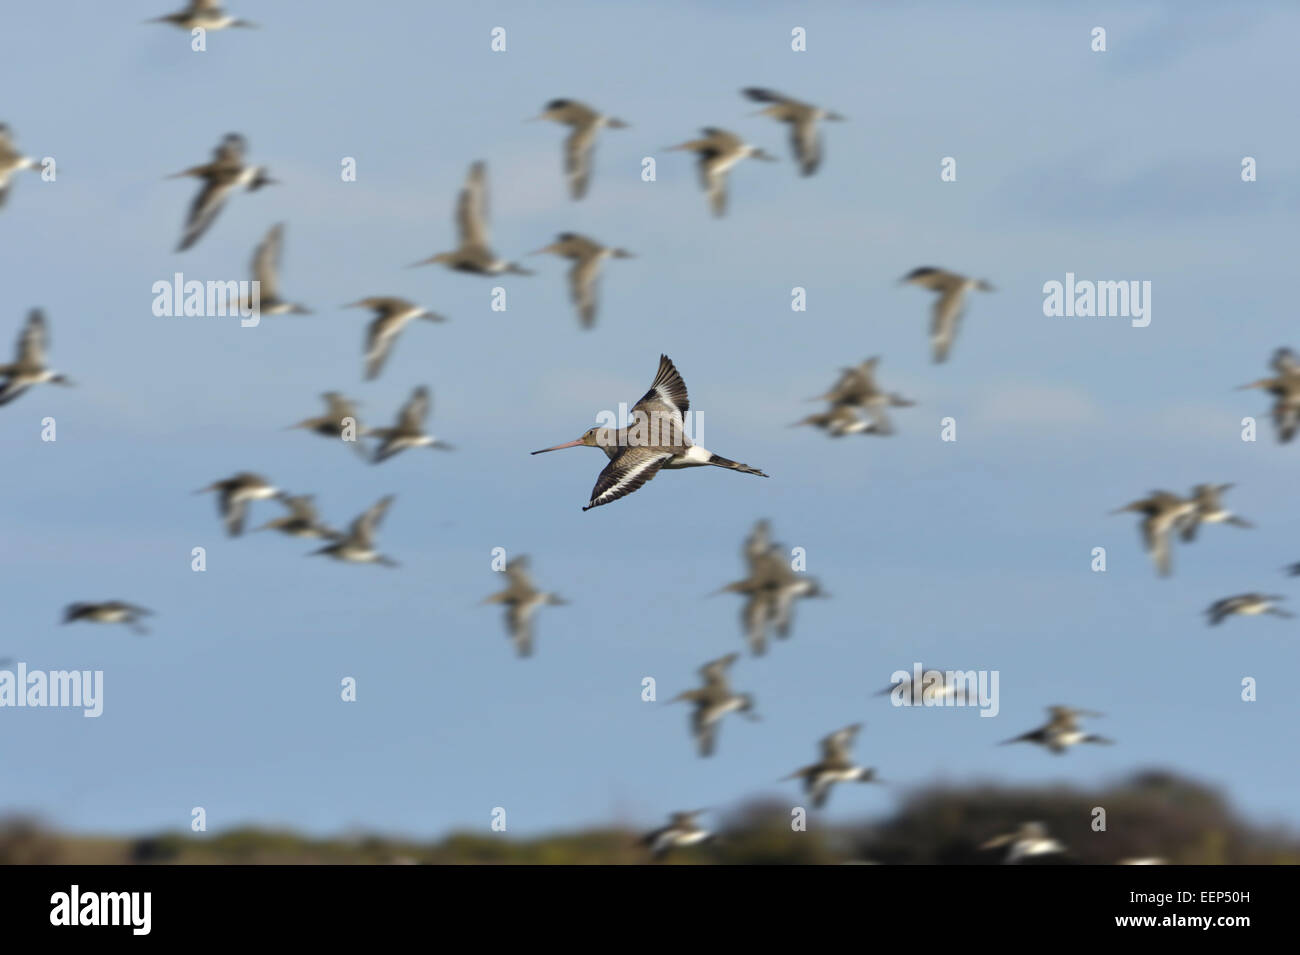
[62,602,153,635]
[1110,490,1197,577]
[286,392,367,457]
[309,495,398,567]
[666,128,777,217]
[980,822,1065,864]
[1238,351,1300,443]
[876,667,962,705]
[641,811,713,861]
[1205,593,1293,626]
[751,557,827,645]
[742,87,844,175]
[344,297,445,381]
[669,653,758,757]
[0,309,73,406]
[715,520,826,655]
[1001,706,1112,754]
[410,161,532,275]
[145,0,257,30]
[481,556,566,658]
[715,558,786,656]
[528,99,629,199]
[369,386,454,463]
[231,223,310,315]
[0,124,40,210]
[196,472,282,537]
[800,356,914,435]
[899,267,995,363]
[532,355,768,511]
[531,233,634,329]
[168,133,275,251]
[782,723,878,809]
[807,358,884,406]
[1181,483,1252,542]
[253,494,341,540]
[817,358,915,413]
[791,404,882,437]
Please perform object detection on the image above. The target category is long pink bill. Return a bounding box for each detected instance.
[531,438,584,455]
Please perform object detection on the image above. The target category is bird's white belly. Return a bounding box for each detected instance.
[820,769,860,783]
[664,445,712,469]
[1021,840,1062,856]
[238,487,278,502]
[712,155,741,175]
[671,831,710,848]
[707,698,743,720]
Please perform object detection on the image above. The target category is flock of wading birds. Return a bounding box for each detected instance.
[2,14,1294,859]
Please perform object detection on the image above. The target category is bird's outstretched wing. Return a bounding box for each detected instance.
[177,176,233,252]
[252,223,284,298]
[457,161,490,246]
[583,449,672,511]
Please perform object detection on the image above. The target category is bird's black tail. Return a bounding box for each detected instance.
[708,454,768,477]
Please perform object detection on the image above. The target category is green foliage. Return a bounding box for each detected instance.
[4,770,1297,864]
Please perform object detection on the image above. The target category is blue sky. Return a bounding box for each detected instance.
[2,1,1299,842]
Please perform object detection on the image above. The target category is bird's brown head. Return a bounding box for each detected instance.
[529,99,571,122]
